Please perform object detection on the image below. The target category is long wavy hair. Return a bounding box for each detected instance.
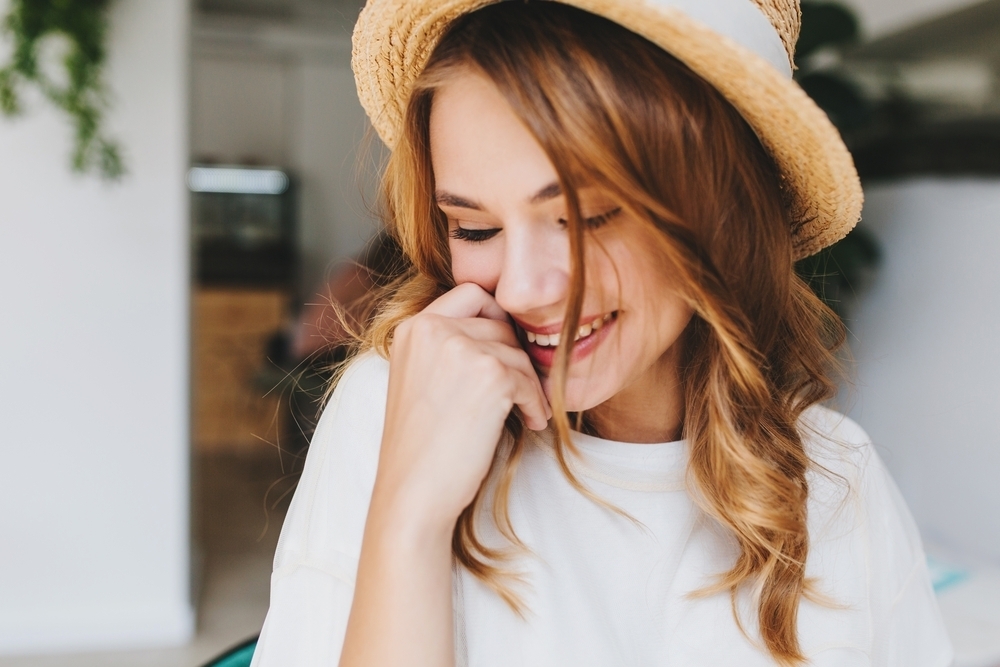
[355,3,845,665]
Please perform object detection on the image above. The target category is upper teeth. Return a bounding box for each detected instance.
[525,313,613,347]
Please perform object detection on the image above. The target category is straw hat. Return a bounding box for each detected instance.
[352,0,863,259]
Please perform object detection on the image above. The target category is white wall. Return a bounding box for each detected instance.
[190,23,378,298]
[848,179,1000,561]
[294,60,380,296]
[842,0,985,37]
[0,0,192,655]
[191,55,291,166]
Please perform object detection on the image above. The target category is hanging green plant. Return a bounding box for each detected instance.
[0,0,124,179]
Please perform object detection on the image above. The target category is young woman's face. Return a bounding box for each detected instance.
[429,71,694,413]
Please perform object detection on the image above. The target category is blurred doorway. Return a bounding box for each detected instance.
[188,0,373,658]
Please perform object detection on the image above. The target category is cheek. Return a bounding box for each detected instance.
[593,232,693,349]
[633,264,695,358]
[449,241,502,291]
[630,252,691,335]
[580,238,623,309]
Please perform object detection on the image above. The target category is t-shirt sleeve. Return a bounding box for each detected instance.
[802,408,954,667]
[863,446,954,666]
[250,351,390,667]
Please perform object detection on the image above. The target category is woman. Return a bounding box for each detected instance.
[252,2,952,665]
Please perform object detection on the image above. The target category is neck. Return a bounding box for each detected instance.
[584,344,685,444]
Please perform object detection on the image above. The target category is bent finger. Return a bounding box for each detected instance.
[479,342,551,430]
[507,365,552,432]
[424,282,509,322]
[451,317,520,348]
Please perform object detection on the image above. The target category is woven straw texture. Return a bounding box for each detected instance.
[749,0,802,66]
[352,0,863,258]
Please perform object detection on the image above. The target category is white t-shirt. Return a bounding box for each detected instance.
[251,351,953,666]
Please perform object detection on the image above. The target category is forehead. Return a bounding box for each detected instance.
[429,71,560,207]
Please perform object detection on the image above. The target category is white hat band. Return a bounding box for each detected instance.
[640,0,793,78]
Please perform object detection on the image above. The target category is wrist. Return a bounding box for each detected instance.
[367,477,458,548]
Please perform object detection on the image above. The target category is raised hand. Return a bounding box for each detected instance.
[377,281,552,528]
[341,283,552,667]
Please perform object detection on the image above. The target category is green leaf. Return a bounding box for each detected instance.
[0,0,124,179]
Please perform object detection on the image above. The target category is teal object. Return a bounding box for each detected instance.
[927,555,970,595]
[201,636,258,667]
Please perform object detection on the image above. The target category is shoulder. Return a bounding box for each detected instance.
[798,404,927,590]
[796,406,952,663]
[798,405,928,608]
[798,404,882,501]
[254,351,391,666]
[797,404,912,542]
[272,350,390,569]
[326,349,391,413]
[303,349,390,469]
[310,349,391,448]
[798,404,872,462]
[308,348,390,481]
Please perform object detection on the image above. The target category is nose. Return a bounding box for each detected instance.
[494,223,569,317]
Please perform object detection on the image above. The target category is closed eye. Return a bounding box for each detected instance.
[449,226,500,243]
[558,207,623,229]
[449,207,622,244]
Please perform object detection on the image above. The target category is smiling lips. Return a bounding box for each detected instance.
[523,312,614,347]
[516,311,616,369]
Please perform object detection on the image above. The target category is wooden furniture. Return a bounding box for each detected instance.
[193,288,290,452]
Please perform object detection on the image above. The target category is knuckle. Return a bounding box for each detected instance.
[395,318,414,342]
[441,333,471,357]
[456,281,483,297]
[473,354,505,382]
[408,314,432,334]
[407,314,441,341]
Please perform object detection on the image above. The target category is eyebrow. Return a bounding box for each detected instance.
[529,181,562,204]
[435,181,563,210]
[435,191,482,210]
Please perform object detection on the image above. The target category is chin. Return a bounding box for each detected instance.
[543,374,616,414]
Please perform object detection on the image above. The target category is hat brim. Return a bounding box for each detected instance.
[352,0,863,259]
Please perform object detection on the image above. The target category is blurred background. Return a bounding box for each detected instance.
[1,0,1000,665]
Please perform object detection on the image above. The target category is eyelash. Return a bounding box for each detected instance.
[449,207,622,244]
[449,227,500,243]
[559,207,622,229]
